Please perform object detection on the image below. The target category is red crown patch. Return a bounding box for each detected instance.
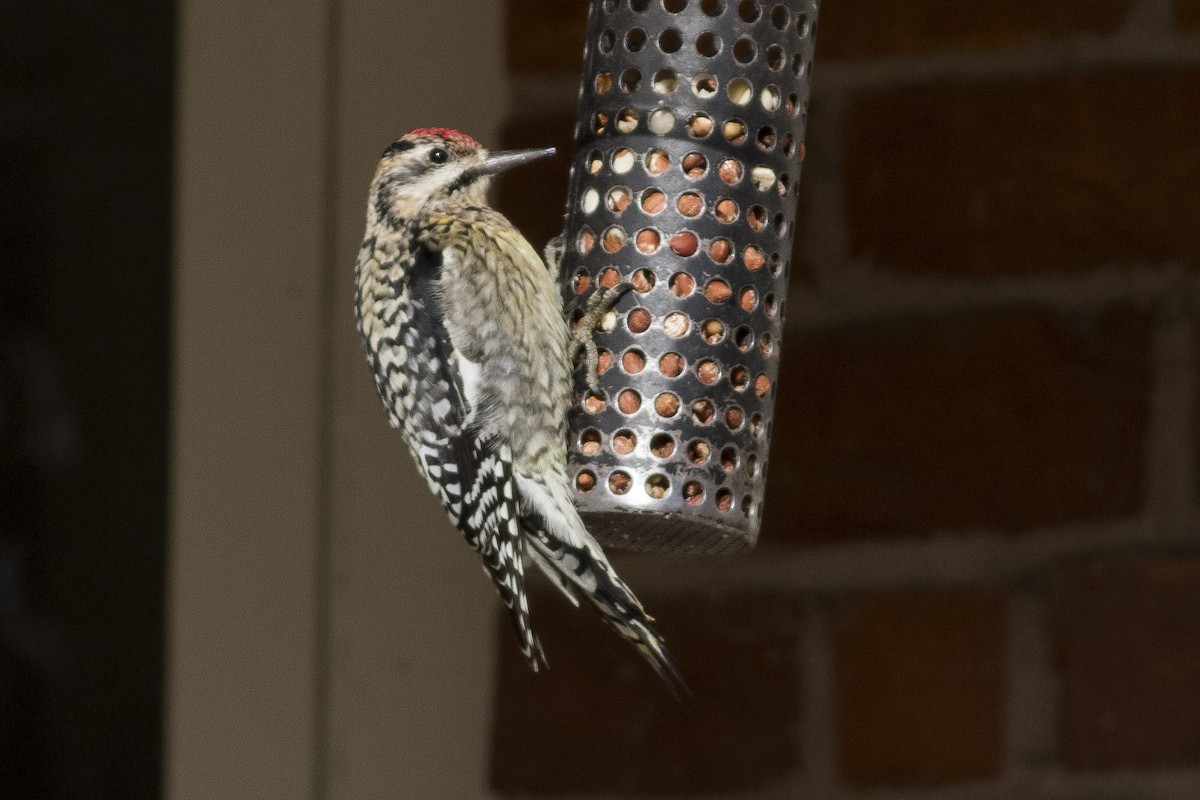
[404,127,481,148]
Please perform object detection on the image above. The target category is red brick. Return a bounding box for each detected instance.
[1051,560,1200,770]
[496,113,576,251]
[818,1,1132,60]
[763,309,1149,543]
[844,68,1200,277]
[1179,0,1200,32]
[491,588,804,795]
[506,0,587,74]
[833,590,1007,787]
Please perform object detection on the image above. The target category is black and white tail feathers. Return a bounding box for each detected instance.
[524,523,689,698]
[454,440,547,671]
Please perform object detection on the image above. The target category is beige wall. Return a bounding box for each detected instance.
[166,2,508,798]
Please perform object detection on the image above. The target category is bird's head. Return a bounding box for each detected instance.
[369,127,555,223]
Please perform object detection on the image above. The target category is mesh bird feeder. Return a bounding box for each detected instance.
[560,0,818,554]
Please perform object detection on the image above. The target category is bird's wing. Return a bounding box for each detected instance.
[404,243,545,669]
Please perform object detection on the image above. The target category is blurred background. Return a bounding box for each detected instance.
[2,0,1199,798]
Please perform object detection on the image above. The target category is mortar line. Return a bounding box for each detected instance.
[611,516,1200,596]
[1146,298,1197,540]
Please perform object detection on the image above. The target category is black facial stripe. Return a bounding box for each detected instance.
[382,140,416,158]
[445,170,479,196]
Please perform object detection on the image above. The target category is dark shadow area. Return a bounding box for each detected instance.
[1,2,174,796]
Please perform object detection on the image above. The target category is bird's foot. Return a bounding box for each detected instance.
[571,282,634,393]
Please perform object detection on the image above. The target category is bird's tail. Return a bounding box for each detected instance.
[525,527,689,698]
[453,441,546,671]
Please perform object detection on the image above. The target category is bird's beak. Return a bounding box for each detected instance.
[471,147,556,177]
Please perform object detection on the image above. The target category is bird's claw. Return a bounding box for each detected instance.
[572,282,635,392]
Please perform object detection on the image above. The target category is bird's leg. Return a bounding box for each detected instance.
[571,283,634,393]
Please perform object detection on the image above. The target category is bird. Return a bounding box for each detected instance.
[354,127,685,694]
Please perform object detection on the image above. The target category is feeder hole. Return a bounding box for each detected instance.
[709,238,733,263]
[612,148,635,173]
[727,78,752,105]
[743,245,765,270]
[747,205,766,231]
[601,225,627,253]
[650,433,676,458]
[622,348,647,373]
[649,108,675,134]
[635,228,661,254]
[658,28,683,53]
[682,152,708,178]
[641,188,666,214]
[659,352,685,378]
[663,311,690,338]
[715,198,738,223]
[719,159,744,184]
[700,318,726,344]
[644,148,670,174]
[732,36,757,64]
[759,332,773,356]
[630,268,655,292]
[696,31,721,57]
[577,227,596,254]
[676,191,703,217]
[670,231,699,256]
[616,108,638,134]
[654,391,681,417]
[704,278,732,303]
[668,272,695,297]
[688,112,714,138]
[573,268,590,294]
[580,428,602,455]
[608,471,632,495]
[645,474,670,499]
[653,69,678,93]
[691,73,717,98]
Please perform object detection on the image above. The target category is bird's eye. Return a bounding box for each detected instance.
[429,148,449,164]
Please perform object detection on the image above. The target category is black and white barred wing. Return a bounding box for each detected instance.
[397,244,544,669]
[457,438,545,669]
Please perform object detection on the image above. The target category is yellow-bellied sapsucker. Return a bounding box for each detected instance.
[355,128,684,693]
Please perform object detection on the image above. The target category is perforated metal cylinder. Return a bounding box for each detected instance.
[560,0,818,554]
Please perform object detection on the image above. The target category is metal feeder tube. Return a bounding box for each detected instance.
[560,0,818,554]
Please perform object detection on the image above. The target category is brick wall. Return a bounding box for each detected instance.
[491,1,1200,796]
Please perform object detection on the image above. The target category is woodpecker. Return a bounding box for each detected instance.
[355,128,685,694]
